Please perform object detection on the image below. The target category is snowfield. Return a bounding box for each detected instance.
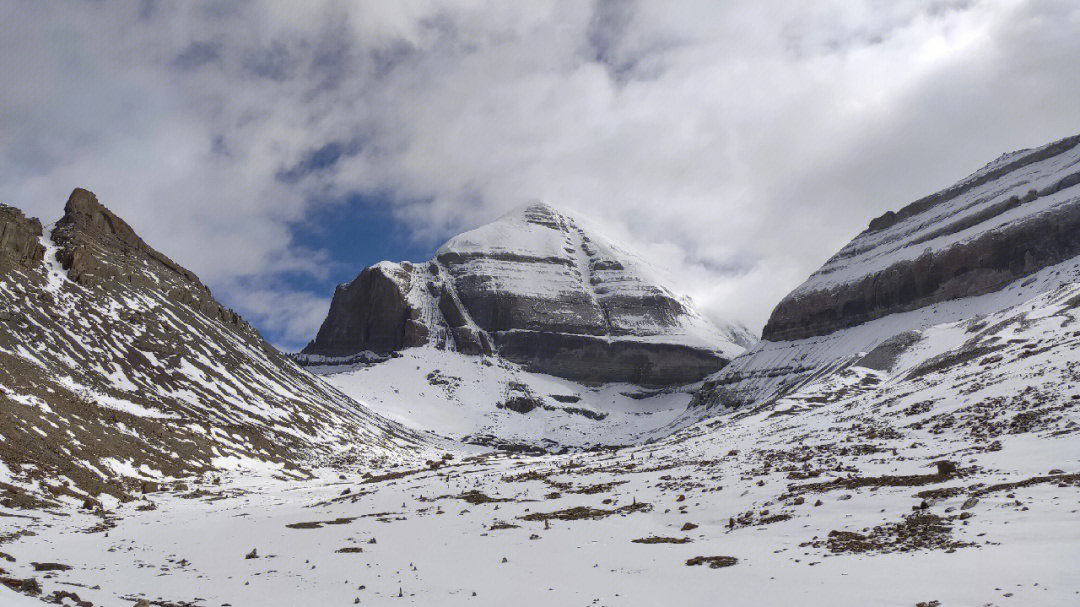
[4,266,1080,605]
[4,185,1080,606]
[1,411,1077,605]
[316,347,698,448]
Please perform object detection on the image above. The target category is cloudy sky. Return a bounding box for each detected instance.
[2,1,1078,349]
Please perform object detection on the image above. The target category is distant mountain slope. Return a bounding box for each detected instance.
[304,202,754,385]
[691,133,1080,414]
[766,134,1080,341]
[0,189,423,509]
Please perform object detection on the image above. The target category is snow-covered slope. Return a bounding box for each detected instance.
[0,189,426,509]
[304,202,753,386]
[3,273,1078,605]
[316,348,698,449]
[765,133,1080,341]
[693,133,1080,413]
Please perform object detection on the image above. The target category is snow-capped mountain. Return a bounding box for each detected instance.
[0,189,424,509]
[303,202,754,386]
[5,227,1080,604]
[4,142,1080,607]
[691,132,1080,413]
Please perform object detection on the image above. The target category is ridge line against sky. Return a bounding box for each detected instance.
[1,0,1078,350]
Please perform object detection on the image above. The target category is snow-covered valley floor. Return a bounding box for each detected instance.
[312,348,698,449]
[6,254,1080,606]
[3,403,1078,606]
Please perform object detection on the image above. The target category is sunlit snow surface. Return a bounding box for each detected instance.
[4,276,1080,605]
[317,348,696,447]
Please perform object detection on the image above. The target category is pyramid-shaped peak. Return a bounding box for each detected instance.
[520,199,560,216]
[495,200,570,230]
[312,195,754,384]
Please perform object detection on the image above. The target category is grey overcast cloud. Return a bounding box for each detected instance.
[2,0,1078,349]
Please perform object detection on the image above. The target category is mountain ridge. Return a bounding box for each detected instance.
[691,131,1080,415]
[0,188,424,509]
[763,133,1080,342]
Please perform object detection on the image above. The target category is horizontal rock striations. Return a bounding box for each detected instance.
[304,202,754,385]
[693,132,1080,413]
[763,134,1080,342]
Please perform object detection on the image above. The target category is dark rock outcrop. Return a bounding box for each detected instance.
[51,188,250,332]
[307,263,426,356]
[495,331,729,385]
[0,205,45,269]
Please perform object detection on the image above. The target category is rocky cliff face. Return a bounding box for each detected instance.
[0,189,421,508]
[763,134,1080,342]
[692,133,1080,413]
[307,262,431,356]
[304,202,754,385]
[50,188,250,331]
[0,205,45,270]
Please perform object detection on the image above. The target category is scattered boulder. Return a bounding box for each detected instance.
[0,577,41,595]
[31,562,71,572]
[935,461,958,476]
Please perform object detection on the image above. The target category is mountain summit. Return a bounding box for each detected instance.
[304,201,754,385]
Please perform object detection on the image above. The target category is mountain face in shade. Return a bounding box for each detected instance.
[691,132,1080,412]
[303,202,755,385]
[0,189,421,508]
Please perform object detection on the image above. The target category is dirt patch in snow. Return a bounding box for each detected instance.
[971,471,1080,497]
[632,536,691,544]
[685,555,737,568]
[519,501,651,522]
[784,471,957,497]
[808,513,971,554]
[285,517,357,530]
